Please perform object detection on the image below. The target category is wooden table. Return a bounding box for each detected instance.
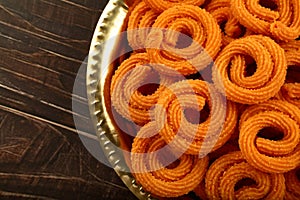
[0,0,136,199]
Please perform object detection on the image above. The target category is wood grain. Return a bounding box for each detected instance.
[0,0,136,199]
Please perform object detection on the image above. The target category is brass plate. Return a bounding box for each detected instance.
[86,0,154,199]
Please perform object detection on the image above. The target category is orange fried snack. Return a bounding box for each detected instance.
[146,5,222,76]
[143,0,205,13]
[109,1,300,199]
[110,53,175,125]
[205,151,286,200]
[276,51,300,107]
[131,122,209,198]
[212,35,287,104]
[210,7,241,46]
[127,1,158,50]
[239,100,300,173]
[154,79,238,155]
[284,167,300,199]
[206,0,252,46]
[231,0,300,41]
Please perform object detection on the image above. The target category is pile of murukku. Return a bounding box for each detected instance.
[109,0,300,199]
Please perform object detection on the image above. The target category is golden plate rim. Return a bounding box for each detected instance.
[86,0,155,199]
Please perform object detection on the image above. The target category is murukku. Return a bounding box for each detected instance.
[210,7,253,47]
[239,100,300,173]
[143,0,205,13]
[276,51,300,107]
[146,5,222,76]
[154,79,238,155]
[131,122,209,198]
[231,0,300,41]
[284,167,300,199]
[108,1,300,199]
[127,1,158,50]
[212,35,287,104]
[205,151,286,200]
[110,53,176,125]
[206,0,252,46]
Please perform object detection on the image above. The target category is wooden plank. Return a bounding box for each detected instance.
[0,0,101,43]
[0,0,99,132]
[0,0,136,199]
[0,106,136,199]
[0,69,92,133]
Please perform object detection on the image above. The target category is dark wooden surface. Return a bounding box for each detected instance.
[0,0,136,199]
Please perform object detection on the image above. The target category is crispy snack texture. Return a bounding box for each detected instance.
[109,0,300,198]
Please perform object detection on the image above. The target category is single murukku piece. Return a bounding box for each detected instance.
[127,1,158,50]
[131,122,209,198]
[212,35,287,104]
[210,7,252,47]
[143,0,205,13]
[110,53,176,125]
[231,0,300,41]
[239,100,300,173]
[206,0,253,46]
[276,51,300,107]
[284,167,300,200]
[146,5,222,76]
[205,151,286,200]
[154,79,238,155]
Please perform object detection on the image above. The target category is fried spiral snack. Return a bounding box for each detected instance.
[131,122,209,198]
[127,1,158,50]
[210,7,252,46]
[212,35,287,104]
[206,0,252,46]
[109,0,300,198]
[143,0,205,13]
[154,79,238,155]
[285,167,300,199]
[231,0,300,41]
[276,51,300,107]
[146,5,222,76]
[205,151,286,200]
[110,53,175,125]
[239,100,300,173]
